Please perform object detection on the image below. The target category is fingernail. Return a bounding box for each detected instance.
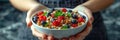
[62,37,68,40]
[69,36,75,40]
[90,17,94,23]
[54,38,59,40]
[27,21,32,28]
[43,34,48,39]
[87,21,91,27]
[75,34,81,38]
[48,36,54,40]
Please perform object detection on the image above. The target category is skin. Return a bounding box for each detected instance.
[10,0,114,40]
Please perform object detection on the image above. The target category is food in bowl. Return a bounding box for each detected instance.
[32,8,85,30]
[31,8,88,38]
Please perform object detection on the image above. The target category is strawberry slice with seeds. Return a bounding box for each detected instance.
[52,20,60,26]
[62,8,67,12]
[38,15,47,21]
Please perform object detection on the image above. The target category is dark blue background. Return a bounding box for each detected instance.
[0,0,120,40]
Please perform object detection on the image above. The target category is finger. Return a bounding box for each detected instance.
[31,26,48,39]
[69,36,75,40]
[54,38,59,40]
[26,14,32,28]
[26,5,42,27]
[26,21,32,28]
[48,35,54,40]
[80,6,94,23]
[82,20,92,34]
[62,37,69,40]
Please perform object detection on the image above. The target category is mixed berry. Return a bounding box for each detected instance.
[32,8,85,30]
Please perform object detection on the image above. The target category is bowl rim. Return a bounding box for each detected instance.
[31,8,88,30]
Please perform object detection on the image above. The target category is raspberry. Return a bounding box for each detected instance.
[37,11,44,16]
[71,24,78,28]
[38,15,47,21]
[78,17,84,23]
[62,8,67,12]
[52,20,60,26]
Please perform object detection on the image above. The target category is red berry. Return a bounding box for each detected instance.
[56,19,61,22]
[37,11,44,16]
[52,20,60,26]
[78,17,84,23]
[56,16,64,22]
[71,24,78,28]
[38,15,47,21]
[62,8,67,12]
[58,16,64,20]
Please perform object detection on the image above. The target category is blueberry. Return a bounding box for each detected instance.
[47,13,51,17]
[47,8,55,17]
[41,21,47,26]
[72,14,78,19]
[51,8,55,11]
[32,16,38,23]
[71,19,78,24]
[68,10,72,12]
[82,15,86,20]
[47,12,52,17]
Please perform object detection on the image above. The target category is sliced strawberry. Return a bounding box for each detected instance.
[56,16,64,22]
[37,11,44,16]
[38,15,47,21]
[58,16,64,20]
[71,24,78,28]
[77,17,84,23]
[62,8,67,12]
[52,20,60,26]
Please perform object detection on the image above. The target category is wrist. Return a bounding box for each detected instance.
[28,4,48,12]
[74,5,92,13]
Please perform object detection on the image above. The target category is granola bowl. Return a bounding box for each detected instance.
[31,8,88,38]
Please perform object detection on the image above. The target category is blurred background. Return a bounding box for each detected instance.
[0,0,120,40]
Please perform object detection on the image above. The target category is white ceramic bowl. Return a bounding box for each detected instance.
[31,8,88,39]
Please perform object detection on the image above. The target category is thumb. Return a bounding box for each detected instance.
[26,17,32,28]
[26,6,37,28]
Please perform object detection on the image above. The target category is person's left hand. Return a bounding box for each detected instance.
[62,5,94,40]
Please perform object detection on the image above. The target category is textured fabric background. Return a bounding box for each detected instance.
[0,0,120,40]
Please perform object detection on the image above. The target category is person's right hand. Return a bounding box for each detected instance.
[26,5,55,40]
